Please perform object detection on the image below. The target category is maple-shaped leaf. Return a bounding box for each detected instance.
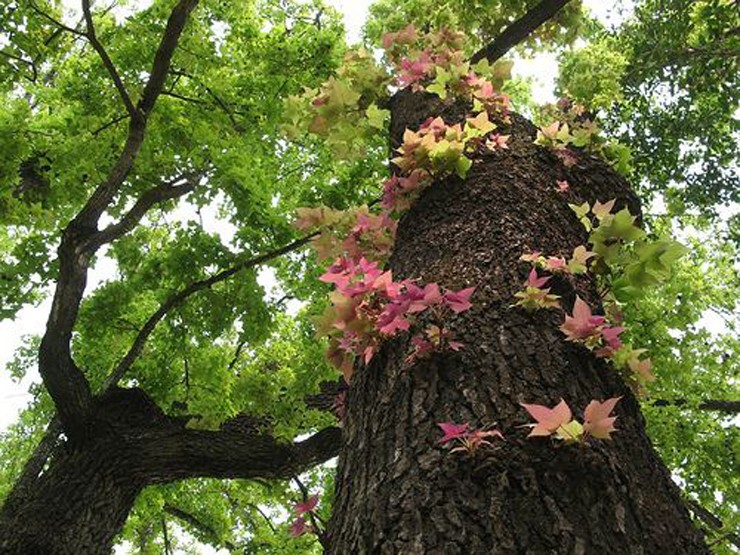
[543,256,567,272]
[592,199,616,221]
[437,422,469,444]
[466,111,496,135]
[520,399,572,437]
[295,494,319,515]
[567,245,596,274]
[514,287,561,311]
[536,121,561,142]
[599,325,625,355]
[556,179,569,192]
[560,296,605,341]
[289,517,309,537]
[443,287,475,313]
[520,251,542,262]
[626,350,655,381]
[485,133,510,150]
[583,397,621,439]
[524,268,549,288]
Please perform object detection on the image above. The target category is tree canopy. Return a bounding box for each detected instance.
[0,0,737,552]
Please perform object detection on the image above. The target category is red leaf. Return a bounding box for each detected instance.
[437,421,469,444]
[443,287,475,313]
[290,517,309,537]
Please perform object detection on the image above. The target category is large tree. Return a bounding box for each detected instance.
[0,0,736,552]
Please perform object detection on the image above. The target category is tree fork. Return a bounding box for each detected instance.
[326,90,709,553]
[0,388,340,554]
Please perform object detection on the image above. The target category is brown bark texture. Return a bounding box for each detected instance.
[0,388,340,554]
[327,90,709,554]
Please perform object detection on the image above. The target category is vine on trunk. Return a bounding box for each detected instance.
[284,23,686,538]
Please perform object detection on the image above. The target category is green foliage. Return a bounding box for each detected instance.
[564,0,739,213]
[558,38,628,110]
[0,0,736,552]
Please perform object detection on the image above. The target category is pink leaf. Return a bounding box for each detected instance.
[560,296,604,341]
[444,287,475,313]
[520,399,572,437]
[295,494,319,516]
[583,397,621,439]
[524,268,550,289]
[437,421,469,444]
[556,179,570,192]
[290,517,308,537]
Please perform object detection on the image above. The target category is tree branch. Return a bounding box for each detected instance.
[37,0,200,440]
[138,424,341,484]
[81,0,137,117]
[74,0,199,229]
[651,398,740,414]
[28,2,86,37]
[100,232,318,392]
[85,173,200,250]
[0,50,38,82]
[686,499,740,550]
[163,504,236,551]
[470,0,572,64]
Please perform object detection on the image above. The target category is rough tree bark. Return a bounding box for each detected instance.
[326,90,710,553]
[0,388,340,554]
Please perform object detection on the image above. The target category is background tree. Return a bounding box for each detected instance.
[0,0,736,552]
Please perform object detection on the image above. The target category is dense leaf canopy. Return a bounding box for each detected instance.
[0,0,736,552]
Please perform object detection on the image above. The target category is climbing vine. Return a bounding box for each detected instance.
[284,23,686,489]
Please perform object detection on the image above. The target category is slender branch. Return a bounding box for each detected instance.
[100,232,318,392]
[85,173,200,250]
[91,114,130,136]
[161,518,172,555]
[650,399,740,414]
[686,499,740,550]
[246,503,277,533]
[161,89,207,105]
[163,504,236,551]
[470,0,572,64]
[0,50,38,82]
[28,2,85,37]
[81,0,137,117]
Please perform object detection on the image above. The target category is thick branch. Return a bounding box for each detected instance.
[138,425,341,483]
[81,0,137,117]
[163,505,236,551]
[138,0,199,117]
[100,232,317,391]
[470,0,572,64]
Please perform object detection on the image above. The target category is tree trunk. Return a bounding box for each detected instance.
[0,435,145,552]
[327,91,709,554]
